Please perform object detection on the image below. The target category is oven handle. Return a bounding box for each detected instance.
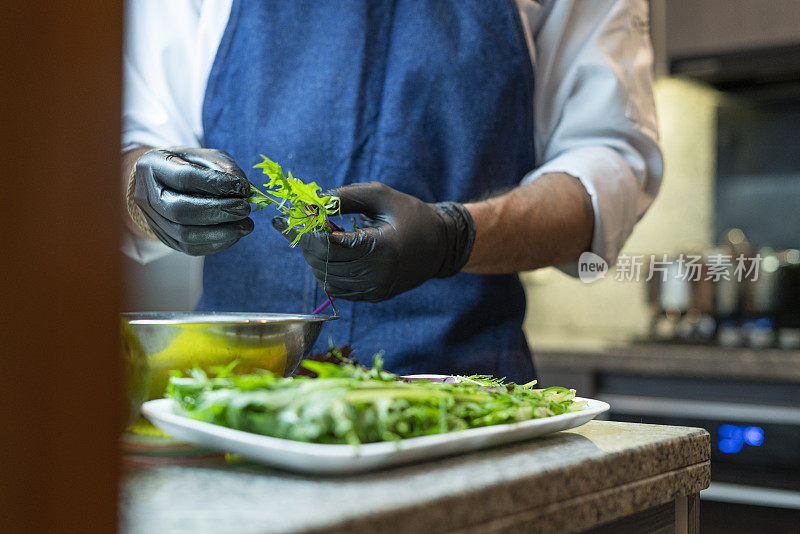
[702,482,800,510]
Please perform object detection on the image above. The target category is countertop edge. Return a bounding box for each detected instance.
[298,461,711,534]
[293,423,711,534]
[446,461,711,534]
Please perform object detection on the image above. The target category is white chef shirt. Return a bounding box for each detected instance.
[122,0,663,274]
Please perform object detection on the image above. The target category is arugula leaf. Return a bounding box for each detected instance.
[249,155,340,246]
[166,353,586,445]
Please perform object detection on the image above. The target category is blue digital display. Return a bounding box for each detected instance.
[743,426,765,446]
[718,424,764,453]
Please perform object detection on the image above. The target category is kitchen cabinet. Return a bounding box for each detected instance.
[121,421,709,533]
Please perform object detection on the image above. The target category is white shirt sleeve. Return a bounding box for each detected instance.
[520,0,664,273]
[121,0,231,263]
[122,0,232,151]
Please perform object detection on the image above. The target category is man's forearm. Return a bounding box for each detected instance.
[463,173,594,274]
[121,146,153,239]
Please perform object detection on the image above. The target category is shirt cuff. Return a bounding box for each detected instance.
[122,231,175,265]
[521,146,643,276]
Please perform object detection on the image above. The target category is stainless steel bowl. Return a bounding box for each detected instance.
[120,312,336,423]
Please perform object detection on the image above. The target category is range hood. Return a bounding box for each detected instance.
[670,43,800,90]
[652,0,800,90]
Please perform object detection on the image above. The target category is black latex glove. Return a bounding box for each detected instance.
[133,147,254,255]
[272,182,475,302]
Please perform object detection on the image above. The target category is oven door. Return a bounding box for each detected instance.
[596,374,800,532]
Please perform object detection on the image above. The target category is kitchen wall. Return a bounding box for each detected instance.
[522,78,722,351]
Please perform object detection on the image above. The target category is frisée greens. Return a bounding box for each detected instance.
[166,355,586,446]
[249,155,342,246]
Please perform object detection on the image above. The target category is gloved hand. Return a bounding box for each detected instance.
[133,147,254,255]
[272,182,475,302]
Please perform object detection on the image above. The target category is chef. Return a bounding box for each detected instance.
[122,0,663,382]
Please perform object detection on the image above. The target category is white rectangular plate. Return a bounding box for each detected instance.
[142,397,609,475]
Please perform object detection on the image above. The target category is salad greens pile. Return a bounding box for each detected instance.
[249,155,341,245]
[166,355,586,446]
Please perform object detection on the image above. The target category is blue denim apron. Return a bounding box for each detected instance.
[198,0,536,382]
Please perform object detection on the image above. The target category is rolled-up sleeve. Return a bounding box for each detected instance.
[520,0,663,272]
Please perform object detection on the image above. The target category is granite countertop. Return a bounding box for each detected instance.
[535,344,800,383]
[120,421,710,534]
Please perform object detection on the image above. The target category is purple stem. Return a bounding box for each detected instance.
[325,213,343,232]
[311,297,335,315]
[311,208,341,316]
